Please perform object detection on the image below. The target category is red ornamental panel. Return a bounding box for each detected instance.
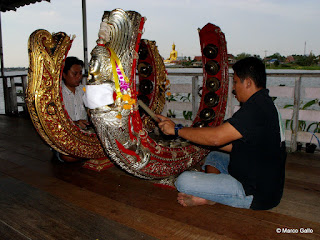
[193,23,229,128]
[98,23,229,179]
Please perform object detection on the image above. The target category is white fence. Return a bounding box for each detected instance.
[1,72,319,152]
[0,75,28,115]
[164,72,320,152]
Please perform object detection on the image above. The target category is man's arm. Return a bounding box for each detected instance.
[219,144,233,152]
[157,115,242,147]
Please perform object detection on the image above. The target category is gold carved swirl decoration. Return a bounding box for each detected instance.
[26,9,228,181]
[26,29,106,159]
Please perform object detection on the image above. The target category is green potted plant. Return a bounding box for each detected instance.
[284,99,319,151]
[183,110,192,120]
[305,133,319,153]
[284,99,318,131]
[167,109,176,118]
[296,142,303,151]
[306,142,317,153]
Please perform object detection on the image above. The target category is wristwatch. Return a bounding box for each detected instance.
[174,124,184,138]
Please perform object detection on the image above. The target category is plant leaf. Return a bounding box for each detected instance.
[284,104,293,109]
[302,99,317,110]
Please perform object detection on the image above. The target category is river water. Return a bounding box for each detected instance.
[166,68,320,112]
[166,68,320,87]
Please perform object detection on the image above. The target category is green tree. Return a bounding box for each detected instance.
[267,52,285,62]
[294,54,317,66]
[236,53,252,60]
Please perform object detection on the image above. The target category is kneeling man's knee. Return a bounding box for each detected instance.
[175,171,194,191]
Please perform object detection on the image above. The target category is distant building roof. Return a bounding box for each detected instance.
[268,59,278,63]
[286,56,295,63]
[194,56,202,61]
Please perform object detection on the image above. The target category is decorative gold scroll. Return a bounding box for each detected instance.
[26,30,106,159]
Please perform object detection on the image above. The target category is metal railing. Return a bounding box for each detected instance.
[1,74,28,115]
[1,72,319,152]
[164,72,320,152]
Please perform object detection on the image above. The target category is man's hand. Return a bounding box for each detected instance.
[157,115,175,135]
[74,120,90,130]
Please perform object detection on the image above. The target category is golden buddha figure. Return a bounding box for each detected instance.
[164,43,178,63]
[87,45,112,84]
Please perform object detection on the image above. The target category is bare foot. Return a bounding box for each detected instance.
[177,193,216,207]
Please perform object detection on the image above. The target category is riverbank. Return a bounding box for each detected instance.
[165,64,320,70]
[267,65,320,70]
[2,65,320,71]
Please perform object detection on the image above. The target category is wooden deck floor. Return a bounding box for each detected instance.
[0,115,319,240]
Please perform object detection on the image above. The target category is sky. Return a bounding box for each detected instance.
[1,0,320,67]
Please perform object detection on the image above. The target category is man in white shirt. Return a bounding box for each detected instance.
[54,57,89,163]
[61,57,89,129]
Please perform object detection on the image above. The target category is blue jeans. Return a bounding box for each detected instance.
[175,151,253,209]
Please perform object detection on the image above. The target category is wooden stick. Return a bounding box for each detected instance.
[137,100,161,123]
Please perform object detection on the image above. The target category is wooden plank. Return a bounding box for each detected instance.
[170,118,193,126]
[14,83,23,87]
[269,86,294,98]
[166,101,192,111]
[286,152,320,168]
[0,176,156,240]
[0,162,232,240]
[0,219,30,240]
[2,160,319,240]
[279,109,320,122]
[299,110,320,122]
[304,88,320,99]
[192,76,200,119]
[272,180,320,223]
[285,130,320,145]
[1,116,320,240]
[10,76,18,115]
[170,83,193,93]
[21,76,28,113]
[279,108,292,120]
[285,163,320,186]
[272,155,320,223]
[1,76,11,114]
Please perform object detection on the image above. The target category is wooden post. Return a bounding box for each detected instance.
[192,76,199,119]
[0,14,10,115]
[2,76,11,114]
[0,13,4,78]
[226,74,234,118]
[290,76,302,152]
[82,0,89,77]
[22,75,28,113]
[10,76,18,115]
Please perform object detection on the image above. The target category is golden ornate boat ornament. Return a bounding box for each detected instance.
[26,8,228,180]
[85,9,228,180]
[26,30,107,160]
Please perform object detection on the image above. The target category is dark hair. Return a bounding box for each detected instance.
[63,56,84,75]
[232,57,266,88]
